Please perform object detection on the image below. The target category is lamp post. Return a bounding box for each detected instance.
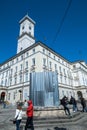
[19,90,22,101]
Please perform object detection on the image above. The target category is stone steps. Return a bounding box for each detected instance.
[20,112,87,129]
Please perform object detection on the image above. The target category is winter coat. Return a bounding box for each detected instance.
[81,98,86,108]
[26,100,33,117]
[61,96,69,106]
[15,109,22,120]
[70,97,77,105]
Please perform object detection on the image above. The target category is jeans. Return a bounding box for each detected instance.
[16,120,21,130]
[73,104,77,112]
[64,105,71,115]
[82,106,87,112]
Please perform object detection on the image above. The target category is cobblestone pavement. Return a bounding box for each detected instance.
[0,104,87,130]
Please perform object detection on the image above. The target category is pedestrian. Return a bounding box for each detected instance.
[14,104,22,130]
[61,96,71,116]
[25,100,34,130]
[24,99,28,108]
[70,96,78,112]
[80,97,87,112]
[3,100,6,108]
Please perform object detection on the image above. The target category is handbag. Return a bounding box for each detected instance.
[13,119,16,124]
[13,111,20,124]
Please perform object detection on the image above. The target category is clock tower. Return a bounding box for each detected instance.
[17,14,35,53]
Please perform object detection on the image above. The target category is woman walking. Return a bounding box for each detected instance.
[14,104,22,130]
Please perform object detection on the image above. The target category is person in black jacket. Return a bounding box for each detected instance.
[61,96,71,116]
[80,97,87,112]
[70,96,77,112]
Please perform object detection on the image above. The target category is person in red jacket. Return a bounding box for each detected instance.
[25,100,34,130]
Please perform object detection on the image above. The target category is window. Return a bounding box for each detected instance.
[49,61,52,69]
[7,63,9,66]
[20,47,23,51]
[6,71,8,77]
[62,90,64,97]
[29,32,31,36]
[26,52,29,57]
[43,48,45,54]
[12,60,14,65]
[29,26,31,30]
[8,93,10,100]
[58,58,60,62]
[64,77,67,84]
[32,58,35,66]
[49,52,51,57]
[15,66,17,73]
[5,79,7,86]
[2,72,4,78]
[21,55,23,60]
[25,72,28,82]
[59,66,62,73]
[20,64,23,70]
[3,65,5,69]
[63,69,66,76]
[73,65,76,68]
[14,77,17,84]
[60,75,62,83]
[26,61,28,68]
[1,80,3,86]
[16,57,18,62]
[62,60,64,64]
[10,78,12,85]
[43,58,46,66]
[20,74,22,83]
[67,91,69,97]
[83,77,85,84]
[22,26,24,30]
[32,48,35,54]
[55,64,57,70]
[13,92,16,100]
[11,69,13,75]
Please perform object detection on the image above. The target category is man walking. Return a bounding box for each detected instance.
[70,96,77,112]
[61,96,71,116]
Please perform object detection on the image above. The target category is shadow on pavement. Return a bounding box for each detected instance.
[47,127,67,130]
[54,126,67,130]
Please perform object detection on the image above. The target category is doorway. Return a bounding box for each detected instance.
[1,92,5,101]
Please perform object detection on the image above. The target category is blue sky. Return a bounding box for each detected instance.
[0,0,87,63]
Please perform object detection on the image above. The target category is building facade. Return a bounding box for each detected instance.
[0,15,87,104]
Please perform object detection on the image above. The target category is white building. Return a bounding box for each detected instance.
[0,14,87,104]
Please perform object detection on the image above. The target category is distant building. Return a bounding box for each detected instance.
[0,14,87,104]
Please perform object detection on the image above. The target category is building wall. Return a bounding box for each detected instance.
[0,43,87,104]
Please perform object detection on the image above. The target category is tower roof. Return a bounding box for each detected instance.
[19,14,36,25]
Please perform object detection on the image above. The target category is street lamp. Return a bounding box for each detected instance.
[19,90,22,101]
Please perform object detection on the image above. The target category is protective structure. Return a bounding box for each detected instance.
[30,72,59,107]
